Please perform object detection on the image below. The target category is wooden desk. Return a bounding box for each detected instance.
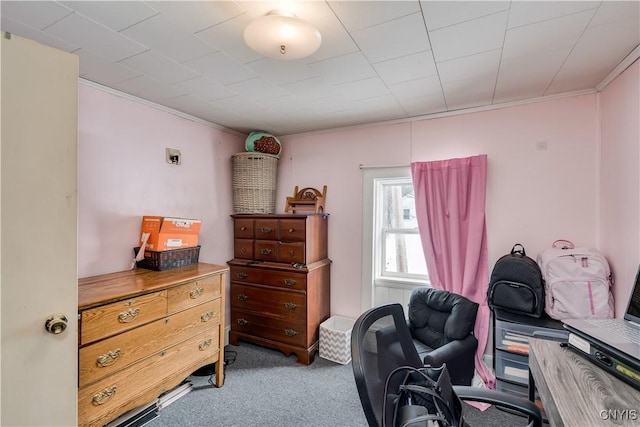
[529,338,640,426]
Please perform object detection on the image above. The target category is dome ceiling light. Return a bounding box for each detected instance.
[243,10,322,60]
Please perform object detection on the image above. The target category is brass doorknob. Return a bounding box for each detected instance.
[45,313,68,334]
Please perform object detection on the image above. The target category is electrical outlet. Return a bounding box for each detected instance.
[166,148,181,165]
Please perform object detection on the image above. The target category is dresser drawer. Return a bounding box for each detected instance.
[232,309,306,347]
[230,266,307,291]
[234,238,254,259]
[278,218,306,241]
[255,240,278,262]
[79,299,220,387]
[234,218,254,238]
[231,283,306,319]
[167,274,222,314]
[278,242,305,264]
[255,218,278,240]
[80,291,168,345]
[78,328,219,427]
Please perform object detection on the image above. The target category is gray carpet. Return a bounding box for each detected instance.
[148,342,530,426]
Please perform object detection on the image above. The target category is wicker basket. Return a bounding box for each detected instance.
[134,246,200,271]
[232,152,278,214]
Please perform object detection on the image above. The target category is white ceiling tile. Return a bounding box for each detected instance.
[195,14,262,64]
[44,12,147,62]
[0,15,79,52]
[281,76,340,101]
[111,75,187,103]
[182,52,257,85]
[332,78,391,101]
[398,93,447,116]
[76,49,141,85]
[388,75,443,100]
[298,12,360,64]
[170,76,236,103]
[226,77,289,101]
[147,1,245,33]
[351,12,430,63]
[59,1,159,32]
[442,74,496,110]
[547,20,640,95]
[373,51,437,85]
[421,1,509,30]
[437,49,501,83]
[589,0,640,27]
[121,14,217,63]
[308,52,377,85]
[328,0,420,31]
[209,95,264,115]
[118,50,198,85]
[255,95,309,114]
[245,59,319,86]
[507,1,599,29]
[429,11,508,62]
[494,50,570,103]
[0,1,72,30]
[502,9,594,60]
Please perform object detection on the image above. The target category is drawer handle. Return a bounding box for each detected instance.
[237,318,249,326]
[201,310,214,322]
[96,349,122,367]
[284,329,298,337]
[237,293,248,301]
[190,287,204,299]
[240,247,247,254]
[288,228,295,233]
[260,248,272,255]
[237,272,248,279]
[284,278,296,286]
[240,226,247,231]
[289,250,295,256]
[199,339,212,351]
[260,227,273,233]
[118,308,140,323]
[92,386,116,406]
[284,302,297,310]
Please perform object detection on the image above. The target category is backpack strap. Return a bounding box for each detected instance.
[511,243,526,256]
[552,240,575,249]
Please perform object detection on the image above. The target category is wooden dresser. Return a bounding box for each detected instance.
[228,213,330,365]
[77,263,227,427]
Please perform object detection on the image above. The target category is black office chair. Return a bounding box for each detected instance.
[351,303,542,427]
[408,287,478,385]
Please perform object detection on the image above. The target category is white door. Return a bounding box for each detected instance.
[1,33,78,426]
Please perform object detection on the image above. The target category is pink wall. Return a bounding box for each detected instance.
[600,60,640,317]
[78,84,244,279]
[279,95,601,320]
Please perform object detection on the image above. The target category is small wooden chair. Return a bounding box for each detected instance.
[285,185,327,213]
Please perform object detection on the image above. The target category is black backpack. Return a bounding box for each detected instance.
[488,244,544,318]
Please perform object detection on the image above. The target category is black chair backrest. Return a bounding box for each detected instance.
[408,288,478,348]
[351,303,425,427]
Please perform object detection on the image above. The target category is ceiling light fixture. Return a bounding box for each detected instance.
[243,10,322,60]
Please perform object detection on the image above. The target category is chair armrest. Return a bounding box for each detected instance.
[422,335,477,367]
[453,386,542,427]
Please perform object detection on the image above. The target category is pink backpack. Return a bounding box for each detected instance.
[536,240,614,320]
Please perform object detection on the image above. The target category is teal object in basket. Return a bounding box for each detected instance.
[245,131,281,158]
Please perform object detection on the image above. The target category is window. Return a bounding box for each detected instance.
[361,167,429,310]
[375,177,428,284]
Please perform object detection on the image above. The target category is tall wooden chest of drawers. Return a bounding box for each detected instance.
[228,213,330,365]
[77,263,227,427]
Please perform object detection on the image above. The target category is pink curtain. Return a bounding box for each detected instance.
[411,154,495,391]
